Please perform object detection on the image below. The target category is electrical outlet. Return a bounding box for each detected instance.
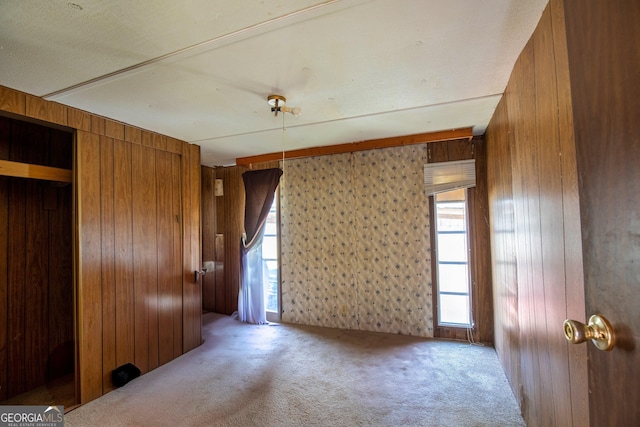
[340,304,348,315]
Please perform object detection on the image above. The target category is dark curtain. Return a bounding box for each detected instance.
[238,168,283,323]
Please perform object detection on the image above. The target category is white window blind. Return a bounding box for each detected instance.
[424,159,476,196]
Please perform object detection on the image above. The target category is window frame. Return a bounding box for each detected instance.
[263,190,281,323]
[430,189,475,331]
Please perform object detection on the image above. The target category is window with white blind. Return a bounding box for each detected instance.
[434,188,472,327]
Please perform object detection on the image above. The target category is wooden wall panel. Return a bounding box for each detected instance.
[183,144,202,351]
[485,1,587,425]
[427,143,448,163]
[24,124,48,390]
[152,134,167,151]
[77,130,103,403]
[141,132,153,148]
[485,95,520,401]
[67,108,91,132]
[25,95,67,126]
[191,145,202,346]
[167,137,183,155]
[131,143,149,373]
[132,144,159,374]
[512,38,546,426]
[124,126,142,145]
[0,86,26,115]
[146,150,160,373]
[113,139,135,368]
[533,9,573,426]
[522,34,550,427]
[180,144,195,330]
[214,233,225,312]
[213,166,246,315]
[201,166,216,311]
[10,120,28,162]
[105,120,124,140]
[99,136,116,394]
[447,139,474,160]
[156,150,175,366]
[7,177,26,397]
[49,128,73,169]
[25,182,48,390]
[468,138,493,344]
[227,166,244,316]
[90,116,105,136]
[181,146,194,347]
[48,184,74,380]
[504,40,536,425]
[213,168,225,314]
[171,154,183,358]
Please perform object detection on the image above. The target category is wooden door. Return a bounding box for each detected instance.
[565,1,640,425]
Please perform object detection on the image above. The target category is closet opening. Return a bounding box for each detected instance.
[0,114,76,409]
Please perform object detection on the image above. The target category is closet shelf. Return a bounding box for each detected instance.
[0,159,72,183]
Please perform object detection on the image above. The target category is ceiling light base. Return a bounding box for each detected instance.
[267,94,301,117]
[267,95,286,107]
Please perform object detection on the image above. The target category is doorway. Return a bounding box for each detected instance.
[0,115,76,408]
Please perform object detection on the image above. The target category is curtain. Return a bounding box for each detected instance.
[238,168,283,324]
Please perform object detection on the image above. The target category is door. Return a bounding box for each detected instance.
[565,1,640,425]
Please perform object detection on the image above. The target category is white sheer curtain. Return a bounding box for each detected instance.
[238,231,267,323]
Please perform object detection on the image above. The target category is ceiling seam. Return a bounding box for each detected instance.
[42,0,370,100]
[187,93,502,144]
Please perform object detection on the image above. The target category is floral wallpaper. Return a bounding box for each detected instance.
[280,144,433,337]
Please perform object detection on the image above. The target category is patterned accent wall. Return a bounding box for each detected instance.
[280,145,433,337]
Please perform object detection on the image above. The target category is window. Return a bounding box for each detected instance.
[434,188,472,327]
[262,197,279,321]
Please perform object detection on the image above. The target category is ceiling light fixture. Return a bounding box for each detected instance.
[268,95,301,117]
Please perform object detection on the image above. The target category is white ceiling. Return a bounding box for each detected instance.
[0,0,548,166]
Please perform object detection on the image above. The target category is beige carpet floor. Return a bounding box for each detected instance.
[65,312,525,426]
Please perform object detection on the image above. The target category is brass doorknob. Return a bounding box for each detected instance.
[563,314,615,351]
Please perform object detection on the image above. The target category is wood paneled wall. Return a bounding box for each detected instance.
[0,85,202,406]
[485,1,588,425]
[78,128,201,402]
[485,93,520,406]
[0,117,74,401]
[467,138,493,344]
[427,138,493,343]
[213,166,246,315]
